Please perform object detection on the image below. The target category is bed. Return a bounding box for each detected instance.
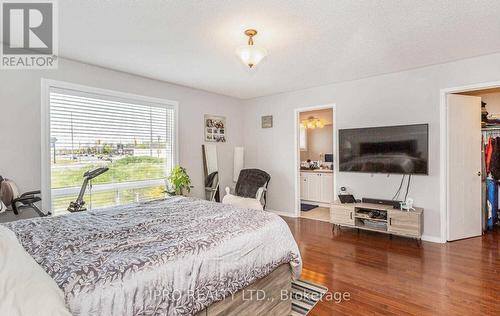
[0,196,301,316]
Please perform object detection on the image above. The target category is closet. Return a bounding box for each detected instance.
[468,89,500,234]
[481,125,500,231]
[447,88,500,241]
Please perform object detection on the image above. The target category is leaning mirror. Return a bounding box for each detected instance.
[202,144,220,202]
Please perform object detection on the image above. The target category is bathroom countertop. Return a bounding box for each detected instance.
[300,169,333,173]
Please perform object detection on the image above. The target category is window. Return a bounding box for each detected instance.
[44,82,177,215]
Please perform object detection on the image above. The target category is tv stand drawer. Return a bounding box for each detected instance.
[331,206,354,226]
[388,210,422,237]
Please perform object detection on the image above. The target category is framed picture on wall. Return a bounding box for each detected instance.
[261,115,273,128]
[204,115,226,142]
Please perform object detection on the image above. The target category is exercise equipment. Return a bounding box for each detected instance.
[67,167,109,213]
[0,176,48,217]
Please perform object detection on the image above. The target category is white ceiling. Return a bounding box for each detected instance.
[59,0,500,99]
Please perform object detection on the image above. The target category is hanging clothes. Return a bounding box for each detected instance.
[481,135,488,232]
[485,136,493,174]
[489,137,500,180]
[487,178,498,230]
[482,130,500,231]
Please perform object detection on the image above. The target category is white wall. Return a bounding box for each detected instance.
[0,58,243,211]
[242,52,500,242]
[481,92,500,116]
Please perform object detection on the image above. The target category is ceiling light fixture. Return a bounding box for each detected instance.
[235,29,268,68]
[301,117,325,129]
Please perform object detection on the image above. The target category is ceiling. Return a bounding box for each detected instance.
[462,87,500,96]
[59,0,500,99]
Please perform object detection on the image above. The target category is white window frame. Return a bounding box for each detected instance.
[40,79,179,213]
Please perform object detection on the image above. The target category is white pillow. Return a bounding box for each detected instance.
[0,226,71,316]
[222,188,264,211]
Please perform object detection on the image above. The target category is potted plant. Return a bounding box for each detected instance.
[166,165,193,196]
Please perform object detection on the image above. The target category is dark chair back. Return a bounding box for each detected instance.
[235,169,271,207]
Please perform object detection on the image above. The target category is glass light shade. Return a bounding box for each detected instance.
[316,121,324,128]
[236,45,268,68]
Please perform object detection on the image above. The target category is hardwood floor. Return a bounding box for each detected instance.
[283,217,500,316]
[301,207,330,222]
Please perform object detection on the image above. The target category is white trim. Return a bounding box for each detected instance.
[51,179,165,197]
[41,80,51,212]
[43,79,179,108]
[40,78,179,213]
[421,235,444,243]
[294,103,337,217]
[439,80,500,243]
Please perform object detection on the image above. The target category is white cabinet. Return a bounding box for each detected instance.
[321,173,333,202]
[300,172,333,203]
[300,173,308,198]
[306,173,322,201]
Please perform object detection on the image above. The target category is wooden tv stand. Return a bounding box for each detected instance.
[330,201,423,242]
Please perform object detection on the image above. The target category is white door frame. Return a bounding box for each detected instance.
[440,80,500,242]
[294,103,337,217]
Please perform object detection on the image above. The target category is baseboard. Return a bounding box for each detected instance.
[267,209,298,218]
[421,235,445,243]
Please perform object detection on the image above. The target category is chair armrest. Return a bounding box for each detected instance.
[255,187,267,202]
[13,196,42,205]
[20,190,41,198]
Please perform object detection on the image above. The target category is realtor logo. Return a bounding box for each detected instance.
[1,0,58,69]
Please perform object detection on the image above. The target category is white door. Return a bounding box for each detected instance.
[447,94,482,241]
[307,174,322,201]
[321,174,333,202]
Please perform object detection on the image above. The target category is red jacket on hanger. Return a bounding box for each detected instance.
[486,136,493,174]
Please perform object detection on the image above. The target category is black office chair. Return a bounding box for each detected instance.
[234,169,271,209]
[0,176,48,217]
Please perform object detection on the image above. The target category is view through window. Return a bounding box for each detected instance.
[49,87,175,214]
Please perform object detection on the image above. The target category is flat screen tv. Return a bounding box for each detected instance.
[338,124,428,175]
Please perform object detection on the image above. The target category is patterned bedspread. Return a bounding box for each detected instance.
[3,197,302,316]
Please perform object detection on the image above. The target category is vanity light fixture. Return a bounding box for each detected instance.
[301,117,325,129]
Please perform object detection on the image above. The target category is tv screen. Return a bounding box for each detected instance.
[339,124,428,175]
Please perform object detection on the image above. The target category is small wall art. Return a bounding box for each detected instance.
[204,114,226,142]
[261,115,273,128]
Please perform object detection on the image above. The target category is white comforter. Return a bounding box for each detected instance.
[0,225,71,316]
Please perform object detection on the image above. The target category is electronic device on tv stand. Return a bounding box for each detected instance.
[338,194,356,204]
[362,197,401,209]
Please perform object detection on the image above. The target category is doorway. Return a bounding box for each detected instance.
[443,83,500,241]
[294,105,336,221]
